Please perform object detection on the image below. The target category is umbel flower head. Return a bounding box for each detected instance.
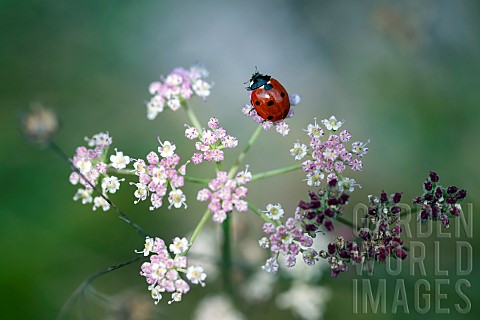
[413,171,467,228]
[259,203,317,273]
[293,115,369,188]
[197,167,251,223]
[185,117,239,165]
[136,236,207,305]
[69,132,128,212]
[130,139,188,211]
[319,191,408,278]
[296,179,351,234]
[146,64,212,120]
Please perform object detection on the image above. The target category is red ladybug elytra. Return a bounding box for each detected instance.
[246,71,290,122]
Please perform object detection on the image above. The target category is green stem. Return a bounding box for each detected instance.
[182,100,202,132]
[228,125,263,178]
[215,161,224,172]
[183,209,212,255]
[58,255,142,320]
[251,163,302,182]
[334,215,355,229]
[184,176,210,184]
[247,201,276,225]
[222,214,234,295]
[108,168,135,175]
[49,141,148,238]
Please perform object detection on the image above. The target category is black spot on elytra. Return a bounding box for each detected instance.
[280,92,285,98]
[267,100,274,106]
[255,101,260,106]
[267,115,274,120]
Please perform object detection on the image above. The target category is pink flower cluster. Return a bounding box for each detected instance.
[131,140,188,210]
[294,116,369,188]
[259,216,315,273]
[137,236,207,304]
[242,93,301,137]
[69,132,125,211]
[146,64,212,120]
[196,168,251,223]
[185,117,238,164]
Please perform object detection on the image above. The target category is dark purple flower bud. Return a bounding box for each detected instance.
[379,221,387,232]
[316,214,325,224]
[331,268,341,278]
[450,206,461,217]
[391,206,401,214]
[393,237,403,245]
[338,194,350,204]
[429,171,439,182]
[305,224,317,232]
[447,186,458,194]
[324,220,334,231]
[446,197,456,204]
[420,209,429,221]
[327,198,338,206]
[359,229,371,240]
[457,190,467,200]
[377,251,386,262]
[435,187,443,199]
[386,245,393,255]
[413,197,423,204]
[441,214,450,228]
[309,191,319,201]
[346,241,356,251]
[298,200,310,210]
[328,179,338,187]
[384,236,392,245]
[324,208,335,217]
[368,208,377,216]
[396,248,407,260]
[339,249,350,259]
[380,191,388,202]
[310,200,321,209]
[424,181,433,191]
[424,193,433,201]
[393,192,402,203]
[391,225,402,235]
[353,255,363,263]
[327,243,336,254]
[431,205,439,219]
[305,211,316,220]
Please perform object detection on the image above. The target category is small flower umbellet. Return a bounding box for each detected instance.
[197,167,251,223]
[130,139,188,210]
[69,132,128,212]
[296,179,350,234]
[318,191,408,277]
[146,64,212,120]
[137,236,207,305]
[294,116,369,188]
[259,203,316,272]
[413,171,467,228]
[185,117,238,165]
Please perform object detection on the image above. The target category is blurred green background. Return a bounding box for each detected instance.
[1,0,479,319]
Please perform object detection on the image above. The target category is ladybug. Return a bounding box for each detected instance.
[246,71,290,122]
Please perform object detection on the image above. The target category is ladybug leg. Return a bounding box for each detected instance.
[247,101,255,115]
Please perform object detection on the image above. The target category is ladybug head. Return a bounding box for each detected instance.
[246,71,271,91]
